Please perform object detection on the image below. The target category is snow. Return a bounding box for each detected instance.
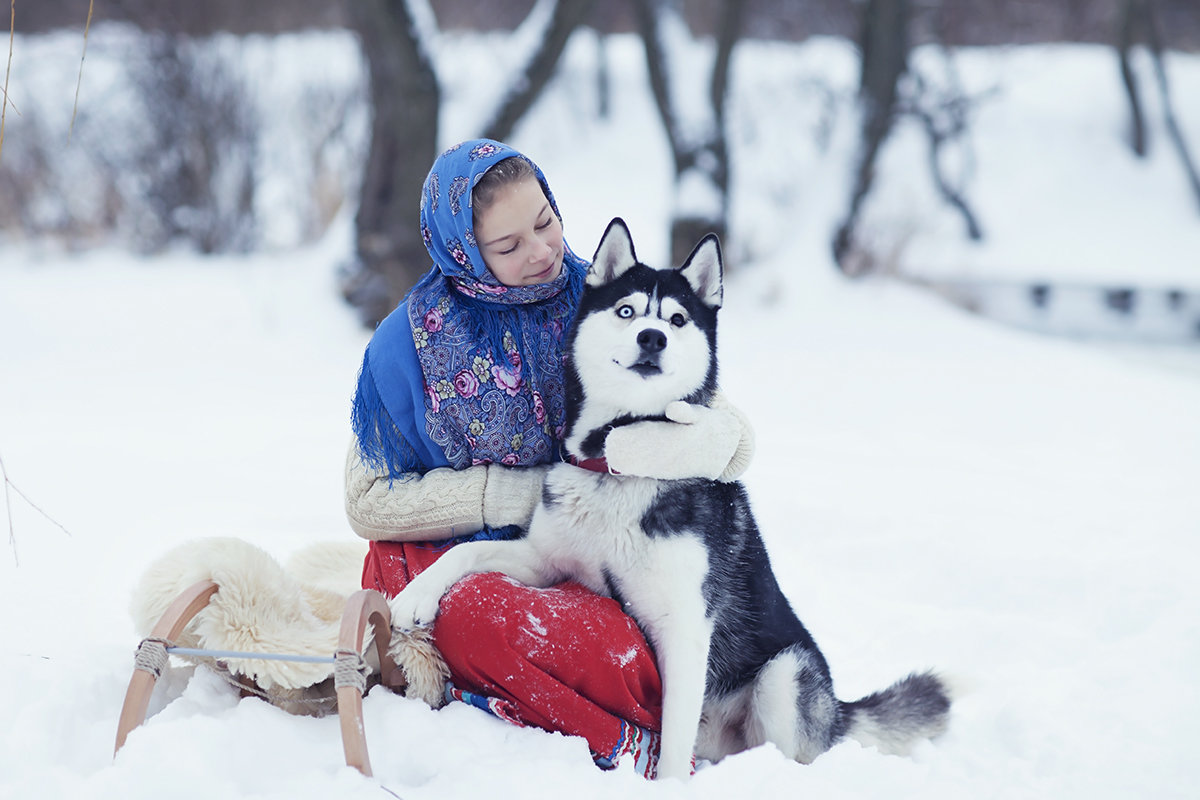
[405,0,442,75]
[3,26,1200,800]
[675,165,724,219]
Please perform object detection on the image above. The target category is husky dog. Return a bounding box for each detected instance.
[390,218,950,779]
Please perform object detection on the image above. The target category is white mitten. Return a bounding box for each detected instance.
[604,400,744,481]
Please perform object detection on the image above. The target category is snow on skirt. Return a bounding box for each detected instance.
[363,538,664,776]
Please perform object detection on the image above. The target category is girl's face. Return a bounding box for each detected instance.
[474,177,564,287]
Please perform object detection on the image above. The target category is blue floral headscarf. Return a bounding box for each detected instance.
[352,140,588,477]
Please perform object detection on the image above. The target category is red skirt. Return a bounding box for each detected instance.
[362,539,663,764]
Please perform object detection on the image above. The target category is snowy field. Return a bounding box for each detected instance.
[2,28,1200,800]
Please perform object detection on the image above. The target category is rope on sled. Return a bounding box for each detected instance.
[333,649,370,693]
[133,637,171,679]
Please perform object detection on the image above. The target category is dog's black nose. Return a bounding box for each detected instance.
[637,328,667,354]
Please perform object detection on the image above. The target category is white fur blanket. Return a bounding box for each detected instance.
[129,537,447,713]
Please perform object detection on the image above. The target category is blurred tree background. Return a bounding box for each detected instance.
[14,0,1200,46]
[6,0,1200,324]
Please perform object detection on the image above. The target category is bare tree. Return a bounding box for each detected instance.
[632,0,743,266]
[832,0,994,274]
[342,0,597,326]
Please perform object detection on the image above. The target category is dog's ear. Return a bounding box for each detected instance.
[588,218,638,288]
[678,233,723,309]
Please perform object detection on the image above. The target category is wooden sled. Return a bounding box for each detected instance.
[114,580,401,777]
[335,589,402,776]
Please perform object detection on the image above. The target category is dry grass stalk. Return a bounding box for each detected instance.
[1,0,14,162]
[69,0,95,143]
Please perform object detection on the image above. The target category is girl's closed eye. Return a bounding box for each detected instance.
[498,216,551,256]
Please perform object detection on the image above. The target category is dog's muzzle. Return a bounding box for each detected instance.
[631,328,666,376]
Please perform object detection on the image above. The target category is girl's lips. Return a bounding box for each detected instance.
[529,255,562,283]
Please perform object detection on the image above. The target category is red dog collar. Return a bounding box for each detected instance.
[567,455,618,474]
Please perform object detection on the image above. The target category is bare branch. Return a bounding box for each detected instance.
[899,60,994,242]
[481,0,595,144]
[1118,0,1148,157]
[632,0,681,171]
[709,0,743,127]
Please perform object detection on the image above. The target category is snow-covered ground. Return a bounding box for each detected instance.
[2,28,1199,800]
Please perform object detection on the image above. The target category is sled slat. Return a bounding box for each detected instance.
[336,589,399,777]
[114,579,219,756]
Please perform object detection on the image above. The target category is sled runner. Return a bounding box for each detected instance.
[114,578,403,777]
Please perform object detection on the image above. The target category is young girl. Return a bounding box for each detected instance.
[346,139,752,776]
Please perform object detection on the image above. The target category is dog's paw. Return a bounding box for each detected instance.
[388,625,450,708]
[656,752,694,781]
[388,588,443,632]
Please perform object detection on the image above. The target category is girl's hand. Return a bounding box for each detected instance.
[603,400,749,481]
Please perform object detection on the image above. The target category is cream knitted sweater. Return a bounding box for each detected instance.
[344,391,755,543]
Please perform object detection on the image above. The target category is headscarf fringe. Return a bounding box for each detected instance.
[350,348,421,481]
[455,258,586,364]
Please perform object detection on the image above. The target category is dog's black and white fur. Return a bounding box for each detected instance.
[390,218,950,779]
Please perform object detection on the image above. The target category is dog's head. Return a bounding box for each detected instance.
[565,218,723,426]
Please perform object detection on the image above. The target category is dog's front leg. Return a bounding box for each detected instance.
[653,612,712,779]
[389,538,553,630]
[628,540,713,780]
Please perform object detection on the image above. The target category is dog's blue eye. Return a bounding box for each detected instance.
[617,305,634,319]
[670,313,687,327]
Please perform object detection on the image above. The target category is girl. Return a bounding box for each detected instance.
[346,139,752,776]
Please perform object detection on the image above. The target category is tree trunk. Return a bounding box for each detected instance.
[345,0,440,327]
[833,0,910,273]
[633,0,743,266]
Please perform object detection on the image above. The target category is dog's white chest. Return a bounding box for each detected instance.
[528,466,666,591]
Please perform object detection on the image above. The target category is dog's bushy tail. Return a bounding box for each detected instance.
[841,671,951,755]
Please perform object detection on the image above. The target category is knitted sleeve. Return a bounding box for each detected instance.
[344,441,548,542]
